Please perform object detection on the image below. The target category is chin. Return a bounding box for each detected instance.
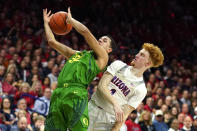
[130,61,135,66]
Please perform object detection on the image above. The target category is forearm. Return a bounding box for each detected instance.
[44,22,55,42]
[98,85,118,106]
[69,18,88,35]
[97,72,118,106]
[43,22,75,59]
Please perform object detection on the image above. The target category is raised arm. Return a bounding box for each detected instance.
[66,8,108,70]
[97,71,124,122]
[43,9,76,59]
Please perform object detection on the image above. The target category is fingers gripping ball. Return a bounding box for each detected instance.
[49,11,72,35]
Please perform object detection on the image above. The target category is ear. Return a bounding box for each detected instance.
[107,48,112,53]
[145,61,152,67]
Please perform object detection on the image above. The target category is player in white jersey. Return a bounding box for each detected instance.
[88,43,164,131]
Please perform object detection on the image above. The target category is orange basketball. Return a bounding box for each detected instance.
[49,11,72,35]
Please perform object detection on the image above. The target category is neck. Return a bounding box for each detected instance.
[130,66,145,77]
[144,121,149,125]
[3,108,10,112]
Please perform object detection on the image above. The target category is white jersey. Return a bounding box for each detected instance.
[91,60,147,115]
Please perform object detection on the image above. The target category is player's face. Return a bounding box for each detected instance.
[98,36,112,53]
[131,49,151,69]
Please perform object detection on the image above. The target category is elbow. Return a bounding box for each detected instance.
[97,83,106,92]
[48,38,56,45]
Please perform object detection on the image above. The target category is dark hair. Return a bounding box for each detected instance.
[107,35,117,54]
[1,97,11,109]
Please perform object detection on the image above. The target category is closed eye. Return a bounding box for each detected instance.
[103,38,107,42]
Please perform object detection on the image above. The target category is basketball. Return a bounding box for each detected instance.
[49,11,72,35]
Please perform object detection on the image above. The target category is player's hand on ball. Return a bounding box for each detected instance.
[43,8,52,24]
[113,103,124,122]
[66,7,72,24]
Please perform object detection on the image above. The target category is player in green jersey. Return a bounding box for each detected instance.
[43,8,116,131]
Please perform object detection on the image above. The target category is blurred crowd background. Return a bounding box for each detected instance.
[0,0,197,131]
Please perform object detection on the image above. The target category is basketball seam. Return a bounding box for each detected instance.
[51,15,63,33]
[59,13,68,31]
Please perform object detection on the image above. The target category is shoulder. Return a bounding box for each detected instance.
[106,60,126,75]
[111,60,126,66]
[108,60,127,70]
[10,125,18,130]
[135,83,147,95]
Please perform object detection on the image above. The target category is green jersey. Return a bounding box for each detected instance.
[57,50,101,88]
[45,50,102,131]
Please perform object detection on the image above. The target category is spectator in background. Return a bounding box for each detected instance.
[136,103,144,123]
[155,98,164,109]
[180,116,192,131]
[144,97,154,112]
[0,65,5,81]
[2,73,17,97]
[170,106,179,119]
[164,69,174,88]
[181,103,191,117]
[164,88,171,98]
[192,116,197,131]
[41,77,50,91]
[47,65,58,86]
[18,60,30,82]
[30,112,38,127]
[33,88,51,116]
[42,59,54,77]
[164,112,172,128]
[154,69,163,81]
[14,82,35,109]
[146,74,159,94]
[6,64,19,81]
[180,90,191,106]
[178,113,185,129]
[191,91,197,102]
[50,81,57,92]
[152,87,163,102]
[15,99,31,125]
[190,97,197,117]
[161,104,169,114]
[14,110,26,124]
[181,78,192,91]
[30,81,43,97]
[168,118,179,131]
[165,96,173,110]
[0,97,16,130]
[27,66,39,86]
[10,117,30,131]
[153,110,168,131]
[32,115,45,131]
[125,110,142,131]
[138,110,155,131]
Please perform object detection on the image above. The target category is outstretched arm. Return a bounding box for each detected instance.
[97,71,124,122]
[43,9,76,59]
[66,8,108,70]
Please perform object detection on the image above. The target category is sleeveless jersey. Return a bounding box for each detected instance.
[91,60,147,115]
[57,50,101,88]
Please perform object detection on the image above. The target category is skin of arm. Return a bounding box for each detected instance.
[112,105,135,131]
[43,9,76,60]
[66,8,108,70]
[97,71,124,122]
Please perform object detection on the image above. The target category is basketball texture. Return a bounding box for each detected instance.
[49,11,72,35]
